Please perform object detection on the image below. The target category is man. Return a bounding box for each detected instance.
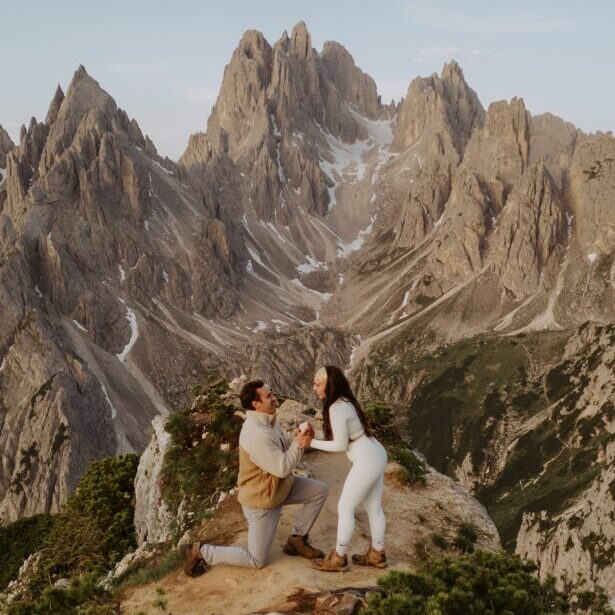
[180,379,328,575]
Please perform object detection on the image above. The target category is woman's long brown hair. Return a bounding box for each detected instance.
[322,365,372,440]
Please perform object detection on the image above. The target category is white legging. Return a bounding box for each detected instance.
[336,436,387,555]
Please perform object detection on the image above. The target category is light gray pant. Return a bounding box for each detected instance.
[200,476,328,569]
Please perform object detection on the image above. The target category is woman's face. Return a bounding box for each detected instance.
[313,377,326,400]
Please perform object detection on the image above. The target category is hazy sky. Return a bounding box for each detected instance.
[1,0,613,160]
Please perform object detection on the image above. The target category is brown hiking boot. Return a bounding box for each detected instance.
[283,533,324,559]
[311,549,348,572]
[351,545,388,569]
[179,542,208,577]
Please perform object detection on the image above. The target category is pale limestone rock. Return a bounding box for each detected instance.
[486,162,567,298]
[133,415,175,545]
[461,97,530,211]
[529,112,578,187]
[393,158,452,249]
[0,123,15,167]
[394,60,484,158]
[240,325,350,399]
[2,552,42,604]
[180,21,379,223]
[276,399,323,438]
[100,543,161,589]
[320,41,380,119]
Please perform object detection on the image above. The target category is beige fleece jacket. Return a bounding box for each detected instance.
[237,410,303,509]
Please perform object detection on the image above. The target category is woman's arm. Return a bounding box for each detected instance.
[310,404,349,452]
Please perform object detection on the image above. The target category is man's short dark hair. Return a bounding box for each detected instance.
[240,379,264,410]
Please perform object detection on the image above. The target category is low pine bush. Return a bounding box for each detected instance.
[161,376,242,528]
[0,515,54,592]
[362,550,570,615]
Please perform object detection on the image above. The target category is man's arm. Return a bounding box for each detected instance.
[246,428,304,478]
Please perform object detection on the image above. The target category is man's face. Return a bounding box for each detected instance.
[253,385,278,414]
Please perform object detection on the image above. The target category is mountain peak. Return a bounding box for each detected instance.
[72,64,90,85]
[394,60,484,156]
[45,84,65,125]
[441,59,464,80]
[290,21,312,59]
[440,60,469,91]
[237,29,270,60]
[0,123,15,166]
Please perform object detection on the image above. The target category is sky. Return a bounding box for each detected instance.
[1,0,613,160]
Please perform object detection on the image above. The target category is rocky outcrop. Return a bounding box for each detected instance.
[0,124,15,169]
[516,449,614,596]
[239,325,351,399]
[486,162,567,298]
[121,407,500,615]
[529,112,578,187]
[133,416,174,545]
[515,322,615,597]
[320,41,380,120]
[393,60,484,159]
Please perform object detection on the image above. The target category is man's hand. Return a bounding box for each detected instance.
[295,432,313,449]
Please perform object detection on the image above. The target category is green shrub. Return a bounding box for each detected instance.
[453,521,479,554]
[362,550,570,615]
[390,447,427,486]
[18,454,140,597]
[4,573,116,615]
[430,532,449,550]
[364,401,393,430]
[161,376,242,530]
[0,514,55,591]
[572,586,614,614]
[112,548,180,589]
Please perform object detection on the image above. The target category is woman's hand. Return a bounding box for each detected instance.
[298,421,315,437]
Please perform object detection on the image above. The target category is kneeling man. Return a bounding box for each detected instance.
[180,379,328,575]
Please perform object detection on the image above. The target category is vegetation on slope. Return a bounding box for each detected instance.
[356,324,614,551]
[160,376,243,533]
[1,454,139,614]
[362,550,596,615]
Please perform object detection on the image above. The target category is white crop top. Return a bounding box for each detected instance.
[310,399,365,452]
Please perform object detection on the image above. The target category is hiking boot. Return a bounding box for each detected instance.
[351,545,388,569]
[179,542,208,577]
[283,533,324,559]
[311,549,348,572]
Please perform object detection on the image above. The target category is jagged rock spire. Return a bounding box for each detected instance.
[0,123,15,167]
[289,21,312,59]
[394,60,484,158]
[45,84,65,125]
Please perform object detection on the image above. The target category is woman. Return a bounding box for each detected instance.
[309,365,388,571]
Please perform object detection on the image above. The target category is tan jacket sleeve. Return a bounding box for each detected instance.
[244,424,303,478]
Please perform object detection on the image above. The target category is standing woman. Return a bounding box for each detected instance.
[310,365,388,571]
